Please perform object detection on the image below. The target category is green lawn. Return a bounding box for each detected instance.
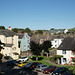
[28,56,52,66]
[28,56,75,74]
[38,60,52,66]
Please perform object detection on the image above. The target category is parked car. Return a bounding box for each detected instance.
[15,60,21,66]
[30,62,42,70]
[18,61,28,67]
[4,56,13,60]
[7,60,16,66]
[62,70,73,75]
[0,72,5,75]
[52,67,68,75]
[19,56,28,61]
[22,62,34,69]
[35,64,48,72]
[43,65,57,74]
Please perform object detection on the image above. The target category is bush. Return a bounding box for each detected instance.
[31,56,43,61]
[0,53,3,60]
[0,53,3,63]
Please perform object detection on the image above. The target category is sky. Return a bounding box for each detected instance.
[0,0,75,30]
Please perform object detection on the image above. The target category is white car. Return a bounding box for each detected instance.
[19,56,28,61]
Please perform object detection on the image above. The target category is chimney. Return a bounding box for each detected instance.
[8,26,12,30]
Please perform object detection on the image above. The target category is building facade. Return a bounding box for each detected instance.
[0,29,20,59]
[57,38,75,65]
[18,33,30,52]
[51,38,63,48]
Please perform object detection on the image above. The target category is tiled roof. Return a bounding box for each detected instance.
[58,37,75,50]
[0,29,16,37]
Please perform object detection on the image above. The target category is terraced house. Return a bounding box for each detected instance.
[18,33,30,56]
[0,29,20,59]
[57,37,75,65]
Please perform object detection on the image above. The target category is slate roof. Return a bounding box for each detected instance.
[18,33,32,39]
[30,34,63,44]
[58,37,75,50]
[0,29,16,37]
[50,29,65,33]
[30,34,50,43]
[18,34,24,39]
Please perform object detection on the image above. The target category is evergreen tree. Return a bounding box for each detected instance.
[0,41,5,62]
[30,41,42,61]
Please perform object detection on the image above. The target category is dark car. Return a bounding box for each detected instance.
[0,72,5,75]
[15,60,21,66]
[43,66,57,74]
[30,62,42,70]
[7,60,16,66]
[22,62,34,69]
[4,56,13,60]
[62,70,73,75]
[22,62,41,69]
[52,67,68,75]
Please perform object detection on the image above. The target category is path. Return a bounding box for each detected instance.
[44,60,70,66]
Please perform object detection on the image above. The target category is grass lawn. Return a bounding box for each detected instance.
[28,56,52,66]
[28,55,75,74]
[38,60,52,66]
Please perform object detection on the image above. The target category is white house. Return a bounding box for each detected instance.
[57,38,75,65]
[63,29,68,33]
[0,29,20,60]
[50,29,68,34]
[51,38,63,48]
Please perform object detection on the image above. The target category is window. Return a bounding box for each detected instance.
[18,41,21,48]
[23,37,25,39]
[72,58,75,62]
[62,50,66,54]
[24,45,25,49]
[28,40,30,43]
[14,47,16,50]
[5,54,7,56]
[55,45,57,47]
[28,45,30,48]
[63,58,66,62]
[7,48,8,50]
[55,40,57,42]
[72,50,75,55]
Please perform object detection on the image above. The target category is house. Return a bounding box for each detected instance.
[18,33,30,52]
[57,37,75,65]
[30,34,51,44]
[0,29,20,60]
[51,38,63,48]
[31,34,63,45]
[50,29,68,34]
